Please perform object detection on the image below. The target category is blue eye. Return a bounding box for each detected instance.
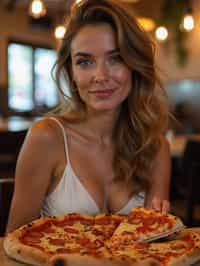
[76,58,92,67]
[109,54,123,64]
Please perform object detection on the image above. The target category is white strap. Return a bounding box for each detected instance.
[48,117,69,163]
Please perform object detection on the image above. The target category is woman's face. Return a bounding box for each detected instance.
[70,23,132,114]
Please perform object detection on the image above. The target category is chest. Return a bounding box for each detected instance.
[53,130,134,213]
[70,140,114,182]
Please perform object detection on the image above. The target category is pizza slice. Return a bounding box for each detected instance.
[76,213,126,251]
[93,214,126,239]
[108,228,200,266]
[109,206,185,245]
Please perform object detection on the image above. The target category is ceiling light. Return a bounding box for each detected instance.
[181,14,195,32]
[155,26,168,42]
[120,0,140,2]
[29,0,46,19]
[55,25,66,40]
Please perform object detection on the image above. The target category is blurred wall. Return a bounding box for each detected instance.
[155,0,200,82]
[0,6,56,115]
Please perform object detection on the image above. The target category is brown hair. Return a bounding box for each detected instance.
[54,0,169,193]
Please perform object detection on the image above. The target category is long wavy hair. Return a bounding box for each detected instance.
[53,0,169,194]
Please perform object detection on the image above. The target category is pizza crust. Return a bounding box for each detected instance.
[4,228,49,266]
[49,254,161,266]
[166,248,200,266]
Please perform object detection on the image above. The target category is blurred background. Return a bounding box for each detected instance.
[0,0,200,235]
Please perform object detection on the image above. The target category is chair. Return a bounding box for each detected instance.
[0,129,27,173]
[179,139,200,226]
[0,178,14,236]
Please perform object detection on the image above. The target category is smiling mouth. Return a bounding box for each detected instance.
[89,89,115,98]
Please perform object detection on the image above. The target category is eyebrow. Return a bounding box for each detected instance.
[73,49,120,58]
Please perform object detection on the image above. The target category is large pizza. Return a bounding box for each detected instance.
[4,206,200,266]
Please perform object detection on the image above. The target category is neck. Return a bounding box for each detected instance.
[84,109,119,145]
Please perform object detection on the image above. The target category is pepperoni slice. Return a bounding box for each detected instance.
[54,216,94,227]
[95,217,110,225]
[21,236,41,245]
[76,237,90,245]
[143,217,158,226]
[24,231,44,238]
[86,239,104,249]
[49,238,66,246]
[92,228,104,236]
[64,227,79,234]
[56,247,81,254]
[129,218,142,225]
[29,244,45,251]
[135,242,150,249]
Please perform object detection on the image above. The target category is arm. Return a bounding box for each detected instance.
[6,119,59,233]
[145,136,171,214]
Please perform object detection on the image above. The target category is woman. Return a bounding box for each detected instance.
[6,0,171,233]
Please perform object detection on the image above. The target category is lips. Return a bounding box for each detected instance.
[89,89,115,98]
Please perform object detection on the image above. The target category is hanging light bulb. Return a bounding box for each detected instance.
[180,7,195,32]
[55,25,66,40]
[183,14,194,31]
[155,26,168,42]
[29,0,46,19]
[120,0,140,2]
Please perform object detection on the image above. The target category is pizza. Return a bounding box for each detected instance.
[3,207,194,266]
[106,228,200,266]
[109,206,184,245]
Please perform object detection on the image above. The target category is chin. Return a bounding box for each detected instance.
[89,104,121,114]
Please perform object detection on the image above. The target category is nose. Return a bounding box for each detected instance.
[94,62,108,83]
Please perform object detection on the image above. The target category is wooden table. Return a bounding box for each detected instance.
[169,134,200,157]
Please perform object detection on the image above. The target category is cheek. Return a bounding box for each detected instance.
[73,74,87,91]
[72,68,91,91]
[117,68,132,90]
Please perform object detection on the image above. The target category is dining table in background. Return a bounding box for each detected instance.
[169,133,200,157]
[0,116,38,132]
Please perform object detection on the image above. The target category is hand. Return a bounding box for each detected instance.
[150,196,170,214]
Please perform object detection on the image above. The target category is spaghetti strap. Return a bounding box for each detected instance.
[48,117,69,163]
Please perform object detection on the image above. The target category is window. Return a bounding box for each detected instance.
[166,79,200,108]
[166,79,200,133]
[8,42,58,112]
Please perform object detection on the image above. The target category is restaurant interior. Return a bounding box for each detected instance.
[1,0,200,237]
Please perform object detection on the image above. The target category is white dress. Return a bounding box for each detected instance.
[41,118,144,216]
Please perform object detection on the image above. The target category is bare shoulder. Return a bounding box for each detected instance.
[29,117,61,139]
[26,117,64,149]
[17,117,67,166]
